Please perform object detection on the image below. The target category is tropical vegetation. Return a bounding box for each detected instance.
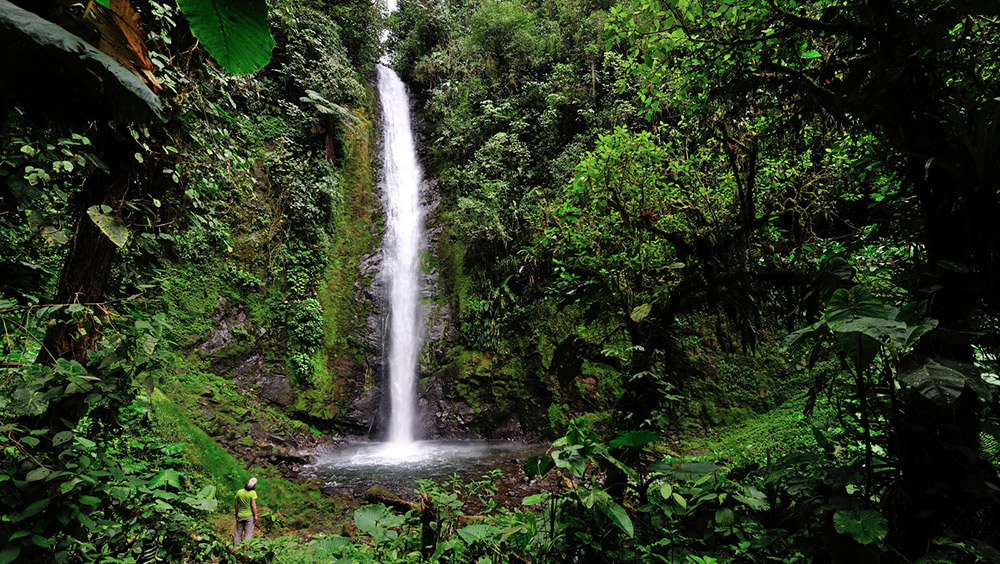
[2,0,1000,562]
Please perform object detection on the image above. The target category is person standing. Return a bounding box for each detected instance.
[233,477,260,547]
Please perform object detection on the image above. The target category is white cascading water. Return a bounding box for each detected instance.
[302,1,540,485]
[378,63,424,445]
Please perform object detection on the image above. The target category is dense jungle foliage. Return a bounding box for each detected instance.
[3,0,1000,562]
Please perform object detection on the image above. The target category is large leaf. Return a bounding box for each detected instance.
[609,430,662,449]
[831,317,906,341]
[87,206,129,248]
[823,286,885,326]
[11,388,47,416]
[175,0,274,74]
[782,319,825,350]
[353,504,401,543]
[552,444,587,478]
[601,501,634,537]
[577,485,612,509]
[148,468,182,489]
[184,497,218,511]
[833,509,887,544]
[0,0,163,122]
[353,504,389,536]
[899,319,938,350]
[522,492,550,505]
[0,546,19,564]
[524,455,554,478]
[833,330,881,376]
[457,523,498,543]
[630,302,652,322]
[899,358,983,406]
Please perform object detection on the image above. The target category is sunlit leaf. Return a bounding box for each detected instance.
[457,523,498,543]
[86,206,129,247]
[522,492,550,505]
[630,303,652,322]
[148,468,182,489]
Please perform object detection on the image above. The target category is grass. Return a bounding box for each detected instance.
[152,389,355,541]
[675,390,838,465]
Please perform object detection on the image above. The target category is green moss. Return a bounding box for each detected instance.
[153,389,346,534]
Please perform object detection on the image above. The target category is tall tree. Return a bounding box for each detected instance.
[609,0,1000,549]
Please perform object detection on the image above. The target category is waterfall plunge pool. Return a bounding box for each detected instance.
[304,440,550,505]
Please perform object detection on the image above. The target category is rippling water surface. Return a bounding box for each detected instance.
[305,440,548,500]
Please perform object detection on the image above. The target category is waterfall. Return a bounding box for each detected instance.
[378,63,424,445]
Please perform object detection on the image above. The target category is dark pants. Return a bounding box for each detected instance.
[234,516,255,546]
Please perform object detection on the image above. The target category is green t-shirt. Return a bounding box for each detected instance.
[236,488,257,518]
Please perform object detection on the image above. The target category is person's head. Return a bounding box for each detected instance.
[246,477,257,491]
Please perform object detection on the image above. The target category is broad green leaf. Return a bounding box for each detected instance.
[900,358,980,406]
[522,492,550,505]
[900,319,938,349]
[0,546,19,564]
[60,479,81,494]
[74,436,97,449]
[609,430,662,449]
[19,498,49,520]
[653,461,717,481]
[782,320,824,350]
[148,468,182,489]
[110,486,133,500]
[824,287,885,326]
[78,495,101,506]
[354,504,390,537]
[578,486,611,509]
[601,502,634,537]
[77,511,96,531]
[660,482,673,500]
[833,509,887,544]
[552,446,587,478]
[457,523,498,543]
[11,388,47,416]
[524,455,554,478]
[672,492,687,508]
[802,49,821,58]
[175,0,275,74]
[833,330,881,376]
[87,206,129,248]
[160,442,187,455]
[26,467,50,482]
[831,317,906,341]
[184,497,218,511]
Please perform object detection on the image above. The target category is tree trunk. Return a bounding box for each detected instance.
[39,125,131,365]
